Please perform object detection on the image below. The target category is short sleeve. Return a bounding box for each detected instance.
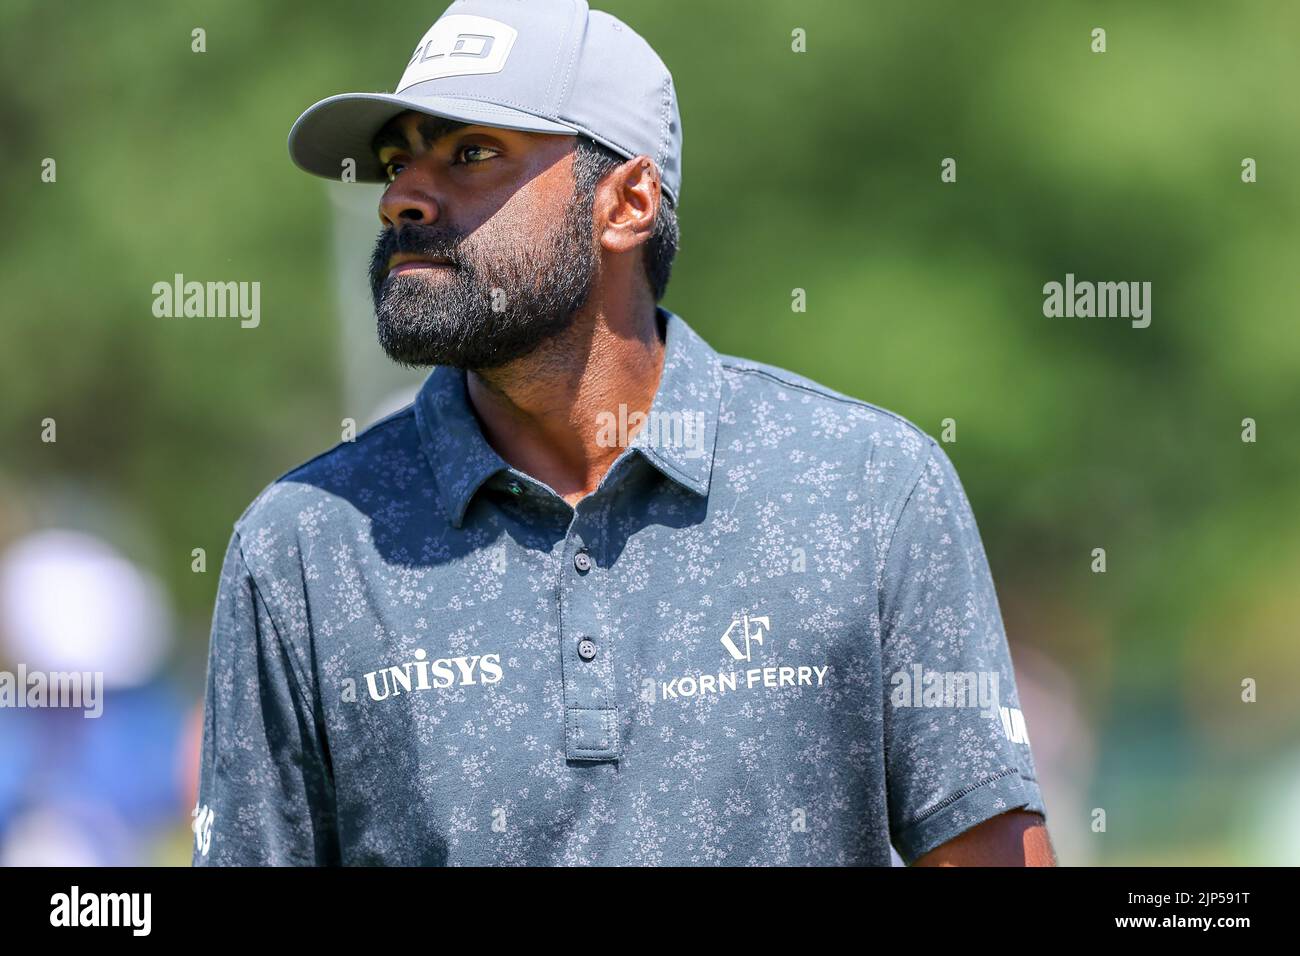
[879,440,1045,864]
[192,531,338,866]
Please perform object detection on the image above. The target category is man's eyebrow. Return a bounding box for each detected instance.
[371,116,474,156]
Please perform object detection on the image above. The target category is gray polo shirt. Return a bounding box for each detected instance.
[193,306,1045,866]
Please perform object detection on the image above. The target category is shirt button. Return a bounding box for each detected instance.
[573,549,592,573]
[577,637,597,661]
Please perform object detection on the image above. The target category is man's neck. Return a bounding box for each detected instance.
[466,297,666,507]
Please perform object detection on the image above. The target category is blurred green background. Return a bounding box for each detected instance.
[1,0,1297,865]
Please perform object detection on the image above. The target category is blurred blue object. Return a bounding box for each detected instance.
[0,678,188,864]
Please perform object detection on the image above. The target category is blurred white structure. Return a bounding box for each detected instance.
[1014,643,1093,866]
[367,384,422,427]
[0,529,172,687]
[328,181,427,426]
[1252,750,1300,865]
[0,804,133,867]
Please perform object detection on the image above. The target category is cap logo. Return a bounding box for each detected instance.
[396,15,518,92]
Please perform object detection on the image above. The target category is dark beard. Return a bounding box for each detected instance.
[368,190,597,370]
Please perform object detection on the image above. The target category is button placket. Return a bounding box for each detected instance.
[557,512,619,761]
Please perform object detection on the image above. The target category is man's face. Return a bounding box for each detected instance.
[368,111,598,369]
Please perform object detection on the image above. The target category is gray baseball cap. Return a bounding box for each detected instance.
[287,0,682,204]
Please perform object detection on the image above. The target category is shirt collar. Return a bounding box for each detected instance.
[413,306,723,529]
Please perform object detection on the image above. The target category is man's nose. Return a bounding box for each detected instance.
[378,174,441,228]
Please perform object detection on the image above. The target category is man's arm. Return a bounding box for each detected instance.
[880,439,1051,865]
[912,810,1056,866]
[192,530,337,866]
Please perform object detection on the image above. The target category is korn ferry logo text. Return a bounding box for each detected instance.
[361,648,503,702]
[660,613,829,701]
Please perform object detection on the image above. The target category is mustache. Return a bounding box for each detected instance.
[369,224,466,286]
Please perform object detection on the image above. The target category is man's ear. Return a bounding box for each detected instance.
[597,156,660,256]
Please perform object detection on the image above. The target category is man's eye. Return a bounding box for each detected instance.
[382,146,497,181]
[455,145,499,165]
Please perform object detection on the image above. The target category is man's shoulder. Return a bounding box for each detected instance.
[231,403,425,551]
[715,350,938,471]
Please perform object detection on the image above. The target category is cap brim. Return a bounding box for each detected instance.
[287,91,581,182]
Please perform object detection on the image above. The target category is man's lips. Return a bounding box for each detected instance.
[387,254,455,276]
